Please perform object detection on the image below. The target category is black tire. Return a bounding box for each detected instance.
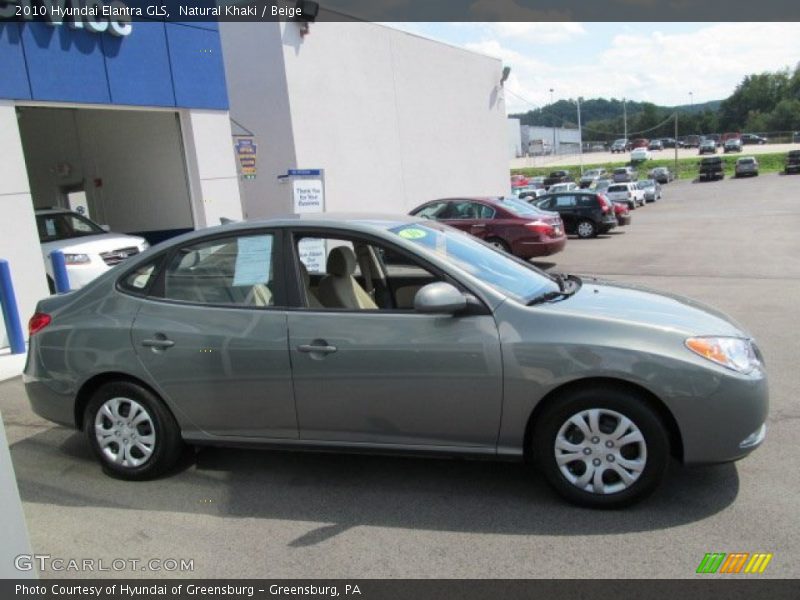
[532,385,670,508]
[486,237,511,253]
[576,220,597,239]
[84,381,184,480]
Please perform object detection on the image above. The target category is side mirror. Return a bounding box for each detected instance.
[100,224,111,232]
[414,282,467,315]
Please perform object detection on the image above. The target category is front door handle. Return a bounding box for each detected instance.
[141,338,175,349]
[297,343,337,354]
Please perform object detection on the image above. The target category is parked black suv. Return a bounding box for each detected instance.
[543,170,574,189]
[698,156,724,181]
[530,191,617,239]
[785,150,800,175]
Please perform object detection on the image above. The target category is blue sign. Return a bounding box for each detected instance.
[287,169,322,176]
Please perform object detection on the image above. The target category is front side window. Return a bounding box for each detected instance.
[413,201,450,220]
[163,233,277,307]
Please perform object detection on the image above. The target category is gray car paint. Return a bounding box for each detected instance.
[23,214,768,466]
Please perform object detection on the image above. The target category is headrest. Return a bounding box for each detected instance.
[327,246,356,277]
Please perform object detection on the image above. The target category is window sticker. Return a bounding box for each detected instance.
[397,228,427,240]
[233,235,272,286]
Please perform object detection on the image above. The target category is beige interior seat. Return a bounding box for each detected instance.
[318,246,378,310]
[299,262,324,309]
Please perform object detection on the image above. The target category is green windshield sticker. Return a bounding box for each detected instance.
[398,228,427,240]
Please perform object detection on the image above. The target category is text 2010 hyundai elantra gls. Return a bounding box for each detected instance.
[23,215,768,507]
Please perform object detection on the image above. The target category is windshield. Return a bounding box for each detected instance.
[36,212,105,242]
[389,223,557,302]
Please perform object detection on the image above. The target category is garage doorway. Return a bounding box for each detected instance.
[17,106,195,245]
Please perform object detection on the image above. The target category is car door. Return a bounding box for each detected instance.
[286,229,503,448]
[130,230,297,439]
[442,200,494,241]
[550,194,578,233]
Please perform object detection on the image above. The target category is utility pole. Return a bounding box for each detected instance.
[577,97,583,175]
[674,112,679,174]
[623,98,628,142]
[550,88,556,156]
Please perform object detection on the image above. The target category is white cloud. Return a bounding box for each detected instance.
[465,22,800,113]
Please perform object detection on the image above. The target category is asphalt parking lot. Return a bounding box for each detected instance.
[1,172,799,579]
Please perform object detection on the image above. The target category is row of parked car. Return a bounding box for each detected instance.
[408,173,669,263]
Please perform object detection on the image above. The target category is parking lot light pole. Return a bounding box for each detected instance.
[576,97,583,175]
[674,112,679,173]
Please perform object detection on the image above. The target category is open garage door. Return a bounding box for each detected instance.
[17,106,195,246]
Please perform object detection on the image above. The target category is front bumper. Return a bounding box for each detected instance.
[669,369,769,465]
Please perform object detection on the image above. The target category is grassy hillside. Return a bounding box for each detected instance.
[511,151,791,181]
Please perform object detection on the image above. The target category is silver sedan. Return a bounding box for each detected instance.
[24,215,768,508]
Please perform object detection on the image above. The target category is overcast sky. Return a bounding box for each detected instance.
[387,22,800,113]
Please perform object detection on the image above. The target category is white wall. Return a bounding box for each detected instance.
[17,108,194,234]
[220,21,298,220]
[220,21,509,217]
[180,109,243,228]
[0,102,49,348]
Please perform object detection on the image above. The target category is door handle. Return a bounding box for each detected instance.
[297,344,337,354]
[141,338,175,349]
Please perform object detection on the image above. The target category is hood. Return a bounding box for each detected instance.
[546,278,748,338]
[40,232,147,255]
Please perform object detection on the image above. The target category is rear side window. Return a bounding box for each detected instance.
[163,234,277,307]
[607,185,625,193]
[578,195,599,208]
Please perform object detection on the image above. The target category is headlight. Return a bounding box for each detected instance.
[685,336,762,374]
[63,253,90,265]
[140,240,150,250]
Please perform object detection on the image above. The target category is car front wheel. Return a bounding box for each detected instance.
[85,381,184,480]
[533,386,670,508]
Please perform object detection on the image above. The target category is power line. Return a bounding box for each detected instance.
[506,86,680,138]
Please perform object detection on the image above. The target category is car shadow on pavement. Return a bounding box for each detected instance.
[11,426,739,546]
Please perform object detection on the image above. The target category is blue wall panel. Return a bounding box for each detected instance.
[166,24,228,109]
[0,23,31,100]
[103,22,176,107]
[21,23,111,104]
[0,20,228,110]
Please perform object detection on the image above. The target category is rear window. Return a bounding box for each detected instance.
[738,158,755,165]
[607,185,626,192]
[613,168,627,174]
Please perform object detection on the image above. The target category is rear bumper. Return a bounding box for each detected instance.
[513,236,567,258]
[599,218,618,233]
[616,214,632,226]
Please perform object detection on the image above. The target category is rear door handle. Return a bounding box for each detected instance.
[297,344,337,354]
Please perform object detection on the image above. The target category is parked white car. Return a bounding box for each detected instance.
[605,183,645,209]
[630,148,652,162]
[547,182,579,194]
[35,208,149,292]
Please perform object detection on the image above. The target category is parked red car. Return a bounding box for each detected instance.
[630,138,650,149]
[409,196,566,259]
[609,197,632,226]
[510,174,529,189]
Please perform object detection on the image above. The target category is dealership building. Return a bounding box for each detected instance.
[0,14,508,349]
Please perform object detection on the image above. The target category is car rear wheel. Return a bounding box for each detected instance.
[533,386,670,508]
[576,220,596,239]
[486,237,511,253]
[84,381,184,480]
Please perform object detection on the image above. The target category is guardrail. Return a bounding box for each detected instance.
[0,260,25,355]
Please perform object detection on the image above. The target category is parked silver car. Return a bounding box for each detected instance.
[735,156,759,177]
[24,215,768,508]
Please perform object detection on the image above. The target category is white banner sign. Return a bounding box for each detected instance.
[292,179,324,214]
